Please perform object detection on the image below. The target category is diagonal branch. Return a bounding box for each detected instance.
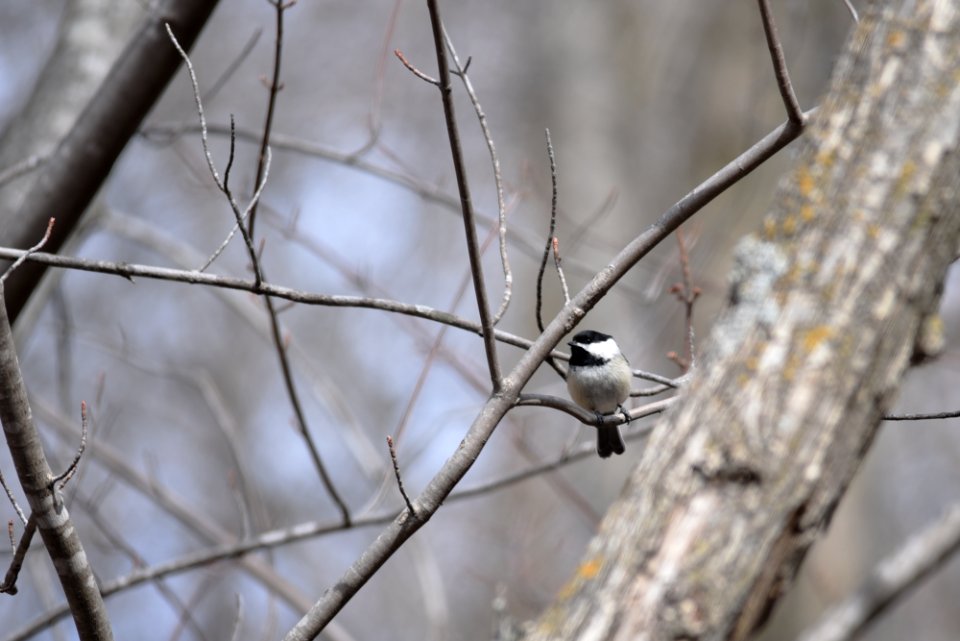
[795,503,960,641]
[0,283,113,640]
[280,108,812,641]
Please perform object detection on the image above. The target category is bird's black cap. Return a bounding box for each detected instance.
[570,330,612,345]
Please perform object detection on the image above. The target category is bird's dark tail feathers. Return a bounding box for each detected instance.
[597,425,626,458]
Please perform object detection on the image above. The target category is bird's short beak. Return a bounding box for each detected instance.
[567,342,576,348]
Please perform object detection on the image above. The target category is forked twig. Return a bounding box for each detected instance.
[166,18,351,524]
[50,401,89,491]
[443,28,513,326]
[536,128,567,378]
[424,0,501,390]
[1,218,54,283]
[165,23,269,279]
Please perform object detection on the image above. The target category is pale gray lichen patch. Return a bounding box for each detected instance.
[711,235,789,361]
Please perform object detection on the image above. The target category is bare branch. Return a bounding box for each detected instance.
[443,29,513,326]
[0,155,48,189]
[49,401,88,491]
[5,415,663,640]
[0,514,36,596]
[0,246,560,354]
[883,409,960,421]
[796,504,960,641]
[386,436,416,517]
[394,49,439,85]
[0,283,113,639]
[757,0,805,124]
[168,15,350,522]
[164,22,225,191]
[552,238,570,306]
[424,0,502,390]
[165,23,268,281]
[535,128,568,379]
[840,0,860,22]
[0,465,26,525]
[200,142,273,272]
[201,27,263,103]
[516,395,674,425]
[246,0,288,239]
[0,218,54,283]
[536,128,561,334]
[280,101,810,639]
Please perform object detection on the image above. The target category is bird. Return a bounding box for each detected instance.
[566,330,632,458]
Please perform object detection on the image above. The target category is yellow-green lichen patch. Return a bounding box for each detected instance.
[802,325,833,353]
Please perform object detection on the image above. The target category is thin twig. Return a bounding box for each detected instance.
[201,28,263,105]
[50,401,89,491]
[166,23,268,280]
[0,514,36,595]
[199,143,273,271]
[0,154,48,189]
[167,18,350,523]
[883,409,960,421]
[443,28,513,326]
[0,245,556,352]
[757,0,805,124]
[535,129,567,378]
[230,594,245,641]
[165,23,224,190]
[840,0,859,23]
[143,119,628,288]
[253,1,351,526]
[246,0,288,239]
[0,218,54,283]
[425,0,502,390]
[552,238,570,305]
[0,466,26,526]
[795,503,960,641]
[394,49,439,85]
[537,128,560,334]
[80,496,210,641]
[386,436,416,517]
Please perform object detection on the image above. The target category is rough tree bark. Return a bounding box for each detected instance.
[525,2,960,639]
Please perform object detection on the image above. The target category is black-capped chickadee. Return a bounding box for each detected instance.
[566,330,632,458]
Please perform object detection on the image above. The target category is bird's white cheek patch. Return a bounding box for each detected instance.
[585,339,621,361]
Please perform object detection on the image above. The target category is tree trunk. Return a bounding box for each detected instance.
[525,2,960,639]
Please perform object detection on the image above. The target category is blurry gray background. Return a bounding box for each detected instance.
[2,1,960,640]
